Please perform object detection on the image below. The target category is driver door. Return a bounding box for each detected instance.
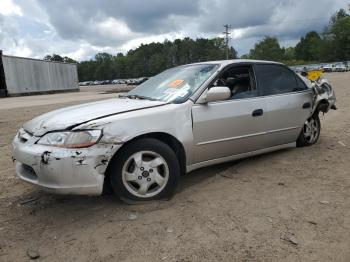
[191,65,268,163]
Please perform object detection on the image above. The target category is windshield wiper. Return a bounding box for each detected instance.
[119,94,159,101]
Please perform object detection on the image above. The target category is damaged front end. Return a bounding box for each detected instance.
[12,128,122,195]
[12,97,168,195]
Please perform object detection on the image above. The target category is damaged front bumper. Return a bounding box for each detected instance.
[12,129,121,195]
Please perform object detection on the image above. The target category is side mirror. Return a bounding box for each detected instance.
[198,86,231,104]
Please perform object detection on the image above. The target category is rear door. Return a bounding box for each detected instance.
[253,64,313,147]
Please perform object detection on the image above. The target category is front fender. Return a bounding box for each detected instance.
[73,101,195,165]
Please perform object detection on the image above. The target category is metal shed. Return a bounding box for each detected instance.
[0,51,79,97]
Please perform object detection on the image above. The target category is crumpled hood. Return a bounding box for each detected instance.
[23,98,166,136]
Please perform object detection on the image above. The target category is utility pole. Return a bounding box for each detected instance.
[223,24,232,60]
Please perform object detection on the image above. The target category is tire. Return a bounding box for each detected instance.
[108,138,180,202]
[296,113,321,147]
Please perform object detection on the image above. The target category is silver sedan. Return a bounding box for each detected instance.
[12,60,336,201]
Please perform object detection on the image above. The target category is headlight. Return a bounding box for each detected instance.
[37,130,102,148]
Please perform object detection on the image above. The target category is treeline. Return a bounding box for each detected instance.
[44,8,350,81]
[243,8,350,65]
[78,38,237,81]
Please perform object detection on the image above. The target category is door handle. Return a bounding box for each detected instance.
[252,109,263,117]
[302,102,311,109]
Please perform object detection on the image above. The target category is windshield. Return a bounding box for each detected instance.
[125,64,219,103]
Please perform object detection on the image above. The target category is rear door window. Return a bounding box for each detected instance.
[254,64,299,96]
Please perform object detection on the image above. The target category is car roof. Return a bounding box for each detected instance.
[185,59,283,67]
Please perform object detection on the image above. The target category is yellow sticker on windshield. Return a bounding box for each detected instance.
[168,79,184,88]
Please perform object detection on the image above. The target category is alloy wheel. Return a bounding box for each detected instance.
[303,117,319,144]
[121,151,169,198]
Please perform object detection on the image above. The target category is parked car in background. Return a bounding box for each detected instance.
[126,79,135,85]
[323,64,333,72]
[13,60,336,202]
[81,77,150,86]
[333,63,347,72]
[137,77,149,85]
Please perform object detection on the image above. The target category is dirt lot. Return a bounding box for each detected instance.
[0,74,349,261]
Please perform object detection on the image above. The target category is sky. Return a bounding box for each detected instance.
[0,0,348,61]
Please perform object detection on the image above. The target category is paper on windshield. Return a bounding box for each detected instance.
[167,79,185,88]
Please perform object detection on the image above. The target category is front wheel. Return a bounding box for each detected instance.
[297,114,321,147]
[108,138,180,202]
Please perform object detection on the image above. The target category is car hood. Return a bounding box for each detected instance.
[23,98,167,136]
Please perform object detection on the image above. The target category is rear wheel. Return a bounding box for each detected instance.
[297,114,321,147]
[108,138,180,202]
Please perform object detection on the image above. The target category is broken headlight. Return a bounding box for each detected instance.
[37,130,102,148]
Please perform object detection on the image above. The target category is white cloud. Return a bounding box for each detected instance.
[0,0,349,60]
[0,0,22,16]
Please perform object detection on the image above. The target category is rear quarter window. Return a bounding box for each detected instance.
[295,74,309,91]
[254,64,301,96]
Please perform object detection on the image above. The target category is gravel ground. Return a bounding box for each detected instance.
[0,73,349,261]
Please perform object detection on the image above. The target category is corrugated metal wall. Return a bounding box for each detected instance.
[2,55,78,95]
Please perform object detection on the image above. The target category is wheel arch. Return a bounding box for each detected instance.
[315,99,329,114]
[103,132,187,193]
